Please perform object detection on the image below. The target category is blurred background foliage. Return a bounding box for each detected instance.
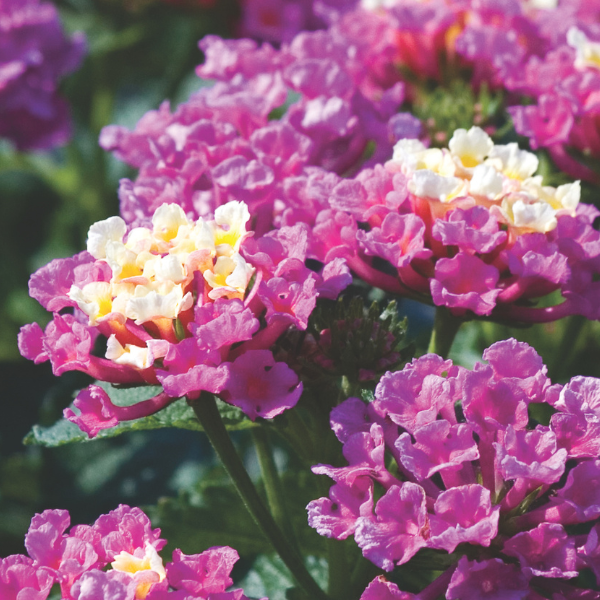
[3,2,600,597]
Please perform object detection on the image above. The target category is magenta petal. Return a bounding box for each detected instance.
[0,555,54,600]
[446,557,530,600]
[24,509,71,569]
[330,397,372,443]
[70,569,135,600]
[482,338,550,401]
[396,421,479,481]
[18,323,48,364]
[503,523,577,579]
[432,206,506,254]
[64,385,119,438]
[431,253,500,316]
[429,485,500,553]
[92,504,165,563]
[219,350,302,420]
[374,356,458,433]
[307,478,373,541]
[360,576,415,600]
[357,212,432,269]
[494,425,567,485]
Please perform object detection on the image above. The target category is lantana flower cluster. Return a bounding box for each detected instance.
[0,0,85,150]
[18,199,351,434]
[307,126,600,323]
[140,0,600,188]
[99,16,415,233]
[0,504,258,600]
[309,339,600,598]
[98,1,600,326]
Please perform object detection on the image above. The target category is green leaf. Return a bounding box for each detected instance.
[24,383,256,448]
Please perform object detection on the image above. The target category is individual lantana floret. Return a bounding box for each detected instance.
[308,339,600,599]
[308,126,600,322]
[1,504,256,600]
[18,200,351,434]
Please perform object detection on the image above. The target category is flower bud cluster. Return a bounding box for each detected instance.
[0,505,257,600]
[309,339,600,598]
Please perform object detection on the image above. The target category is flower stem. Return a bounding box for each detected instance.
[327,539,350,600]
[251,427,296,548]
[551,314,586,379]
[427,307,463,359]
[190,393,329,600]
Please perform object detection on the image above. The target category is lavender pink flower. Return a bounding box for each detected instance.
[309,339,600,597]
[311,127,600,323]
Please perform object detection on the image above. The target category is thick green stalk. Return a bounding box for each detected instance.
[190,394,328,600]
[427,307,463,359]
[251,427,296,547]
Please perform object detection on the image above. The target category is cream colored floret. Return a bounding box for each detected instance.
[568,27,600,71]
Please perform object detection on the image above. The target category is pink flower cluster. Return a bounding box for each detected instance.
[0,0,85,150]
[302,128,600,323]
[309,339,600,599]
[0,504,258,600]
[97,2,600,326]
[99,7,422,232]
[18,200,351,435]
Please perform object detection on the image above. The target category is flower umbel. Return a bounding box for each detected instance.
[310,339,600,598]
[19,200,351,432]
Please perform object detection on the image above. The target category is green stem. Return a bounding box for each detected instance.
[427,307,463,359]
[190,394,328,600]
[551,314,586,379]
[251,427,296,547]
[327,539,350,600]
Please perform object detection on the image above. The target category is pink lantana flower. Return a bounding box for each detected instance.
[2,505,260,600]
[312,127,600,323]
[19,200,350,434]
[309,339,600,596]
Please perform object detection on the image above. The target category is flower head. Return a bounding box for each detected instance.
[4,505,257,600]
[309,339,600,597]
[309,126,600,322]
[20,200,350,434]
